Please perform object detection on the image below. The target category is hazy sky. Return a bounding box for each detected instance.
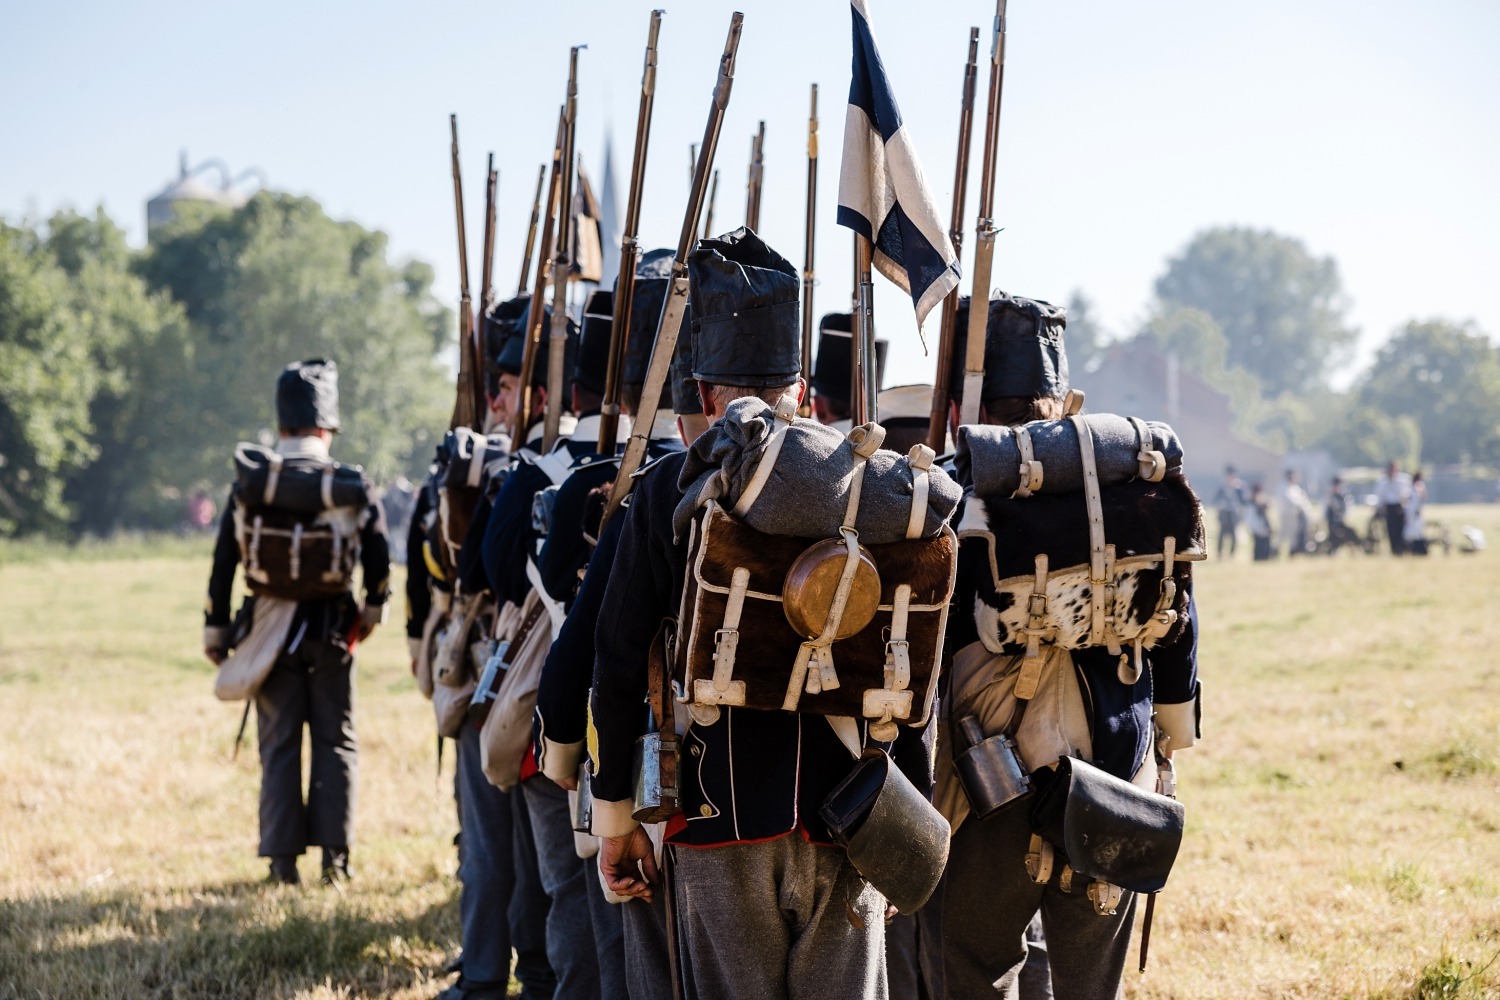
[5,0,1498,390]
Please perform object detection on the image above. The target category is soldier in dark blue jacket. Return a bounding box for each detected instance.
[591,230,930,999]
[203,360,389,887]
[934,296,1202,1000]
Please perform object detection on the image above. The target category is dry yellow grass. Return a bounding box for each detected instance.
[2,507,1499,998]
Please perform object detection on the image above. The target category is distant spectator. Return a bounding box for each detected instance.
[381,477,416,563]
[1403,470,1429,556]
[186,490,217,533]
[1277,469,1313,557]
[1375,460,1412,555]
[1248,482,1274,561]
[1325,475,1359,554]
[1212,465,1247,559]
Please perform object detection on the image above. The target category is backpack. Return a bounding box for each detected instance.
[232,443,372,601]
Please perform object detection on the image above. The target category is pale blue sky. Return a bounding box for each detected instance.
[4,0,1497,389]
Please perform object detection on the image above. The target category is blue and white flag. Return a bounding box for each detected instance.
[837,0,961,340]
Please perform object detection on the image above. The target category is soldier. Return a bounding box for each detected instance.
[203,359,390,886]
[480,295,613,1000]
[935,296,1201,999]
[592,229,944,999]
[425,297,556,1000]
[809,312,887,432]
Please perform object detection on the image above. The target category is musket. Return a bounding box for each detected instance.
[515,107,567,445]
[604,13,745,525]
[598,9,665,452]
[927,27,981,452]
[703,169,719,239]
[544,47,583,452]
[960,1,1008,428]
[799,84,818,418]
[745,121,765,231]
[518,164,545,296]
[479,154,499,405]
[449,114,481,431]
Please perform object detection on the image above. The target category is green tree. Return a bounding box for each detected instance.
[1355,319,1500,466]
[0,222,96,536]
[42,208,195,534]
[1154,226,1357,397]
[137,192,454,491]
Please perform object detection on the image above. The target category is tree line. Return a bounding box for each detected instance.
[0,193,452,537]
[1066,226,1500,474]
[3,199,1496,539]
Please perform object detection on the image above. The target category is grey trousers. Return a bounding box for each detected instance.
[523,776,603,1000]
[673,836,888,1000]
[886,913,923,1000]
[255,639,357,856]
[586,856,629,1000]
[940,803,1136,1000]
[621,891,676,1000]
[456,724,554,997]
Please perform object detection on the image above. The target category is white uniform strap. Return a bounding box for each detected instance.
[906,444,934,540]
[732,396,797,518]
[525,557,566,635]
[1012,425,1043,498]
[467,434,488,488]
[262,452,284,507]
[1130,416,1167,482]
[320,465,335,509]
[1072,415,1110,647]
[532,449,573,488]
[783,526,863,711]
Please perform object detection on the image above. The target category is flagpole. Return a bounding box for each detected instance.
[854,235,877,424]
[927,26,981,452]
[799,83,818,418]
[961,0,1007,428]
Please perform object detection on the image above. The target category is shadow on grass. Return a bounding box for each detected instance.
[0,877,460,1000]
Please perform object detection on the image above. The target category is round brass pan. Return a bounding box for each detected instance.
[782,537,882,640]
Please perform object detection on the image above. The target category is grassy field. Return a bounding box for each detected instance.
[3,508,1500,999]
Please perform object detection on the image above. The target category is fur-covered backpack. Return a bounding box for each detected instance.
[232,443,373,601]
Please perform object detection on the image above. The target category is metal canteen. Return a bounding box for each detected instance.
[631,731,679,823]
[781,536,882,639]
[573,761,595,834]
[954,715,1032,819]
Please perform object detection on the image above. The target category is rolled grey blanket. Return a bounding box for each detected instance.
[674,397,961,543]
[954,414,1183,496]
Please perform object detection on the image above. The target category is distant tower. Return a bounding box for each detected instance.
[145,152,263,237]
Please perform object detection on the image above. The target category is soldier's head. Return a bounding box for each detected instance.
[491,297,578,433]
[483,294,531,403]
[620,248,676,419]
[573,289,614,416]
[276,359,340,439]
[687,227,805,421]
[876,383,936,455]
[947,294,1069,434]
[810,312,887,426]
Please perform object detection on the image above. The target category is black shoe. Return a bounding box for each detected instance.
[320,847,351,887]
[441,954,463,976]
[434,981,507,1000]
[266,856,300,885]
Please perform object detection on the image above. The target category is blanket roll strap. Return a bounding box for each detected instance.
[954,414,1184,497]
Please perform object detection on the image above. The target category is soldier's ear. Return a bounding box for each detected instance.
[795,377,807,407]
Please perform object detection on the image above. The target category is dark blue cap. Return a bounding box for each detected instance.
[811,312,888,401]
[497,299,578,391]
[275,358,340,431]
[575,289,614,396]
[688,227,800,388]
[948,294,1069,404]
[624,248,676,387]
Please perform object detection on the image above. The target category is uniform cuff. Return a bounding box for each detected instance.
[407,637,422,661]
[591,797,640,838]
[361,604,388,629]
[204,626,230,651]
[1155,697,1199,751]
[539,737,585,786]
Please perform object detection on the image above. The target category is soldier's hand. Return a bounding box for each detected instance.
[204,647,226,665]
[600,828,658,902]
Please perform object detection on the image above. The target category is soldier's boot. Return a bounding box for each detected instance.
[321,846,352,887]
[266,855,300,885]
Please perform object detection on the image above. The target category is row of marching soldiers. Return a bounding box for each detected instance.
[400,228,1202,1000]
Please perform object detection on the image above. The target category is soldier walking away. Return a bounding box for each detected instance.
[809,312,887,433]
[936,297,1202,999]
[203,359,390,886]
[592,229,956,1000]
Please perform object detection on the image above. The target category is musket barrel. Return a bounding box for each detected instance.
[927,27,981,452]
[605,12,745,523]
[518,164,546,296]
[545,46,583,451]
[961,0,1008,428]
[450,114,478,431]
[799,84,818,418]
[477,155,499,425]
[515,108,567,444]
[599,9,664,452]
